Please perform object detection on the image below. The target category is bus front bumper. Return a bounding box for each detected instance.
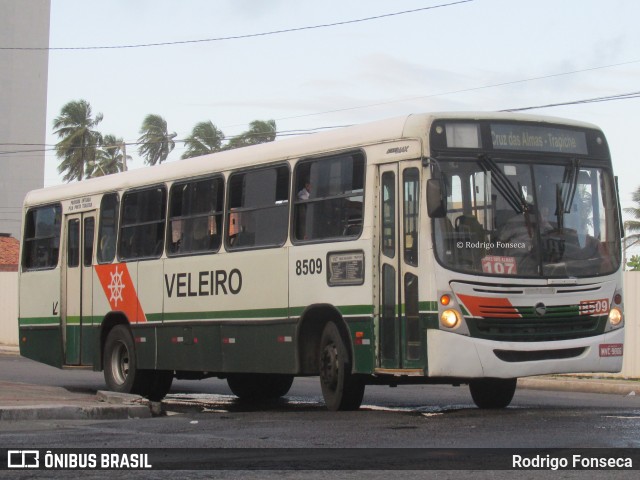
[426,327,625,379]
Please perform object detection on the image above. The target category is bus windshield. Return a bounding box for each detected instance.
[433,156,621,278]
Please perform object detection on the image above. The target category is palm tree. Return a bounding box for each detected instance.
[624,186,640,235]
[181,121,225,159]
[53,99,103,182]
[137,114,176,166]
[225,119,277,150]
[624,185,640,267]
[87,135,129,178]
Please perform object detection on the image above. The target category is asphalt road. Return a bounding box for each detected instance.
[1,353,639,478]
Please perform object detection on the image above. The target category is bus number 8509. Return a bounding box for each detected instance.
[296,258,322,276]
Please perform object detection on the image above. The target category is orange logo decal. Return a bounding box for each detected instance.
[95,263,146,322]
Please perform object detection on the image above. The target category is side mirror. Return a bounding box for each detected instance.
[427,178,447,218]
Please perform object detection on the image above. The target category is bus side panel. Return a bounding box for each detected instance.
[289,241,375,374]
[162,249,293,374]
[220,321,297,373]
[19,269,63,368]
[156,322,222,372]
[135,261,162,369]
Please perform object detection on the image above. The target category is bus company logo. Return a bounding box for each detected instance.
[108,266,125,307]
[534,302,547,316]
[95,263,147,323]
[8,450,39,469]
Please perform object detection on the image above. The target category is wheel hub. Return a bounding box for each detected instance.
[111,341,130,386]
[320,343,339,389]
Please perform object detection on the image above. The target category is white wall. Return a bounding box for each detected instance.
[0,272,18,346]
[620,271,640,378]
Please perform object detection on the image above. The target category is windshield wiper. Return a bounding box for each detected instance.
[555,183,564,231]
[560,158,581,214]
[477,154,525,214]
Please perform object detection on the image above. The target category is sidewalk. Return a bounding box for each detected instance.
[0,345,638,421]
[0,345,153,421]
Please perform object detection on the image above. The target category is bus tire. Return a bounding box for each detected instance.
[469,378,517,409]
[227,374,294,401]
[319,321,365,411]
[103,325,149,396]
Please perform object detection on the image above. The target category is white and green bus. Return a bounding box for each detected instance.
[18,112,625,410]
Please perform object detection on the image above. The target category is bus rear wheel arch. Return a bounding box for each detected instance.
[102,324,173,401]
[469,378,517,409]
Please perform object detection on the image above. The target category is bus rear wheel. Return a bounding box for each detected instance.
[227,373,294,402]
[469,378,517,409]
[103,325,173,401]
[319,321,365,411]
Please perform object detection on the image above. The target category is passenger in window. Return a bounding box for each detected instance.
[297,181,311,200]
[296,181,311,239]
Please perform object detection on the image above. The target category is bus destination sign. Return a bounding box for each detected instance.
[490,124,588,155]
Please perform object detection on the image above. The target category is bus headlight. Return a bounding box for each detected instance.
[608,307,623,326]
[441,309,462,329]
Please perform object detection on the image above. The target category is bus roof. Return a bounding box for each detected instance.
[24,111,601,207]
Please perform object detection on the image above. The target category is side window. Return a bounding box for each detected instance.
[83,217,95,267]
[22,204,62,270]
[168,177,224,256]
[67,219,80,268]
[226,165,289,250]
[118,186,167,260]
[293,152,365,242]
[403,168,419,266]
[97,193,118,264]
[381,171,395,258]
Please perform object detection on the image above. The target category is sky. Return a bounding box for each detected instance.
[44,0,640,221]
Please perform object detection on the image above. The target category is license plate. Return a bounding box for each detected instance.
[599,343,623,357]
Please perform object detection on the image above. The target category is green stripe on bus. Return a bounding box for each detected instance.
[156,304,375,322]
[419,301,438,312]
[19,317,60,326]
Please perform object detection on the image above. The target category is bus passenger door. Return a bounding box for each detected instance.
[63,212,96,365]
[378,162,423,369]
[379,164,400,368]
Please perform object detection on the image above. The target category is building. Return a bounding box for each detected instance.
[0,0,50,240]
[0,234,19,272]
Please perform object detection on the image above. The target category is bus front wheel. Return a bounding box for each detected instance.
[469,378,517,409]
[319,321,365,411]
[103,325,173,401]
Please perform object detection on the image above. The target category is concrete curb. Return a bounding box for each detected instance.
[0,404,151,421]
[0,385,153,421]
[0,345,19,355]
[518,376,639,396]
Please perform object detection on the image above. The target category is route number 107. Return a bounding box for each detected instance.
[296,258,323,276]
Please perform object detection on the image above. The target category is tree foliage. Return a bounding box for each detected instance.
[54,98,278,178]
[87,134,129,178]
[225,119,277,150]
[53,99,103,182]
[624,185,640,234]
[137,114,176,166]
[627,254,640,271]
[181,121,225,159]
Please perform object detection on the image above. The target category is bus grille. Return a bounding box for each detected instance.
[469,315,606,342]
